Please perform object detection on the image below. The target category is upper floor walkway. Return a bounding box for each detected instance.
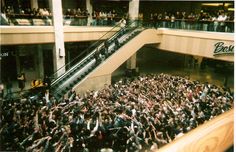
[0,25,233,62]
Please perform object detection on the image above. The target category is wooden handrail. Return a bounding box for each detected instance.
[157,109,234,152]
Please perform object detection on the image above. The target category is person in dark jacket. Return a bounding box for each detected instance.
[94,48,101,64]
[43,75,51,90]
[17,73,26,91]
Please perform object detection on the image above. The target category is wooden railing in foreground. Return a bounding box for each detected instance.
[157,109,234,152]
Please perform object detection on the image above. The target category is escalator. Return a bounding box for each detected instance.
[50,21,159,100]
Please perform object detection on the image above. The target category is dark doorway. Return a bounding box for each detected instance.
[1,47,17,82]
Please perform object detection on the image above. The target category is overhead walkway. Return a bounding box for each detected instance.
[50,22,161,100]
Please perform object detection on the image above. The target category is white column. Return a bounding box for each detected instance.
[51,0,65,77]
[126,53,136,70]
[128,0,139,21]
[193,56,203,69]
[86,0,93,26]
[127,0,139,71]
[30,0,38,9]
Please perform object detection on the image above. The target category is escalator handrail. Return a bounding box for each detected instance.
[52,21,141,96]
[51,20,138,87]
[50,22,122,86]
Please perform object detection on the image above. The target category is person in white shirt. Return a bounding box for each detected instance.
[45,89,50,107]
[119,17,126,28]
[217,12,227,32]
[119,17,126,35]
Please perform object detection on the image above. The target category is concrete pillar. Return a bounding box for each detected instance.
[51,0,65,77]
[52,46,65,77]
[1,0,5,9]
[37,45,44,79]
[86,0,93,26]
[193,56,203,69]
[30,0,38,9]
[126,1,139,72]
[126,53,136,70]
[48,0,52,12]
[128,0,139,21]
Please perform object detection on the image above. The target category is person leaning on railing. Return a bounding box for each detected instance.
[146,10,234,32]
[217,12,227,32]
[1,9,10,25]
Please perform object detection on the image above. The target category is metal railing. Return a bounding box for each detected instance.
[2,14,234,33]
[50,21,122,88]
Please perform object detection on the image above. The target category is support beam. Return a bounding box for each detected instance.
[86,0,93,26]
[126,0,139,71]
[126,53,137,70]
[128,0,139,21]
[51,0,65,77]
[30,0,38,9]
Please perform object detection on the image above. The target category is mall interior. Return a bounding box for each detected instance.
[0,0,234,151]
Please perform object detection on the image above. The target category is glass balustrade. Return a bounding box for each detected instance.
[143,19,234,33]
[1,13,233,33]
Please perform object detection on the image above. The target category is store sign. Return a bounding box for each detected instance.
[213,42,234,56]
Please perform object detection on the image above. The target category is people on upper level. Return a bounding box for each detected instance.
[0,3,234,32]
[147,10,233,32]
[217,11,227,32]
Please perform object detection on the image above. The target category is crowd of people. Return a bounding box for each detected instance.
[1,6,52,17]
[0,5,123,26]
[63,8,121,26]
[147,10,234,32]
[0,6,53,25]
[0,73,233,151]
